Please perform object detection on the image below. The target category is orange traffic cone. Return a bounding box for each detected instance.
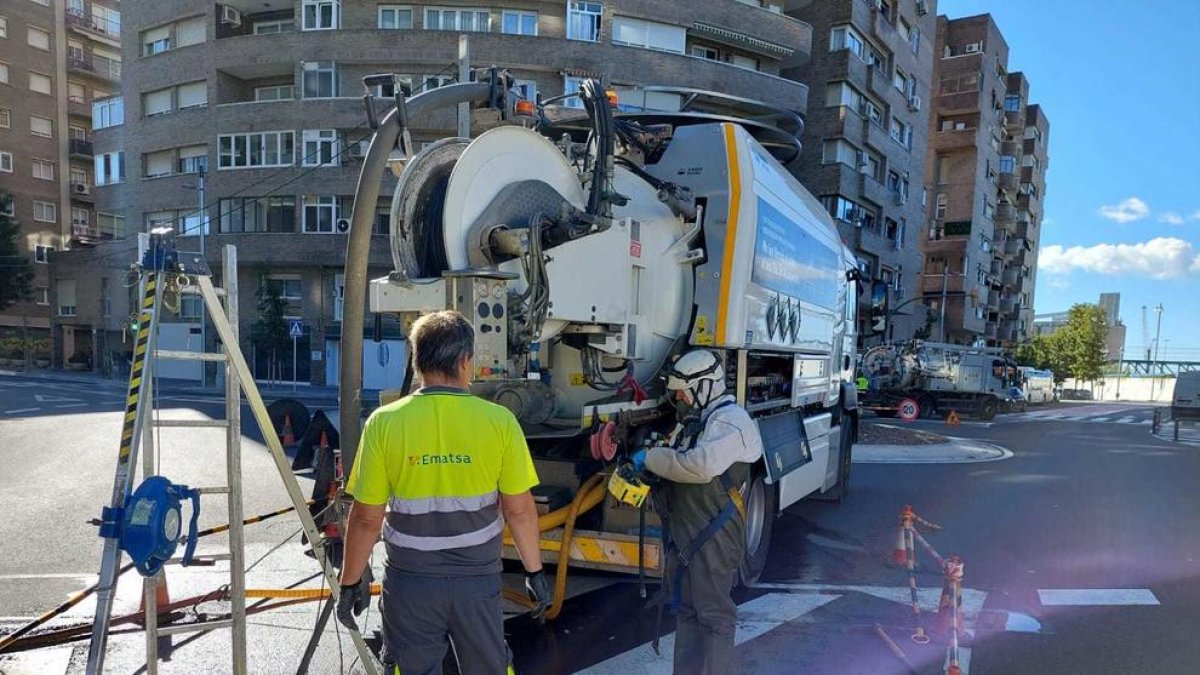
[139,571,171,618]
[281,413,295,445]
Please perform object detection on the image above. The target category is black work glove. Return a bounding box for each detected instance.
[525,569,552,620]
[336,566,373,632]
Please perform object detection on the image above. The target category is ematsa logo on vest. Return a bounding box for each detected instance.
[408,452,475,466]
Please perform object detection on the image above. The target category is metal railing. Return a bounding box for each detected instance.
[69,139,94,156]
[66,9,120,39]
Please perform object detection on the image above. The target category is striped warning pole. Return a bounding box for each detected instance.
[906,525,929,644]
[86,271,163,675]
[945,556,965,675]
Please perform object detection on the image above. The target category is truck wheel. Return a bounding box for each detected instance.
[917,394,937,418]
[978,396,998,421]
[738,471,777,586]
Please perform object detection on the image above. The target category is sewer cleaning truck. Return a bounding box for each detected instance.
[859,340,1022,421]
[337,75,860,593]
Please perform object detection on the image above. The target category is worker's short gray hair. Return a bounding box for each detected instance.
[409,310,475,380]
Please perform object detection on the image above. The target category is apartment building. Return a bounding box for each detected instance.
[784,0,939,346]
[77,0,814,385]
[0,0,122,365]
[922,14,1050,347]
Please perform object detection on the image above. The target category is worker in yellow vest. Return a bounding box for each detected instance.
[337,310,552,675]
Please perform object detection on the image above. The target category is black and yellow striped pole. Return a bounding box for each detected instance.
[85,271,163,675]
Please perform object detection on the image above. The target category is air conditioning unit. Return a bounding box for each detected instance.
[859,163,873,175]
[916,0,930,16]
[908,94,921,112]
[335,218,351,233]
[73,182,90,195]
[965,42,981,53]
[346,141,368,159]
[220,5,242,27]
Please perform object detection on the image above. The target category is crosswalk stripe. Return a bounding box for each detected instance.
[1117,417,1135,424]
[1038,589,1159,606]
[1091,417,1110,422]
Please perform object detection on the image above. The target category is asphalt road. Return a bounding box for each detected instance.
[3,374,1200,674]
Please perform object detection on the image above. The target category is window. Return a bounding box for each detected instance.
[217,131,295,169]
[57,280,76,317]
[611,16,685,53]
[254,19,295,34]
[0,152,10,173]
[0,197,12,217]
[692,45,719,61]
[95,151,125,185]
[29,71,52,95]
[333,273,345,322]
[175,16,206,47]
[179,145,207,174]
[425,7,491,31]
[67,39,83,62]
[0,107,8,128]
[93,97,123,129]
[302,61,337,98]
[563,75,585,109]
[68,81,85,103]
[821,139,858,168]
[144,149,174,178]
[143,87,173,116]
[1004,94,1020,112]
[302,129,339,167]
[979,234,991,253]
[267,276,303,301]
[255,85,295,101]
[935,192,947,219]
[30,115,53,138]
[36,288,49,306]
[370,76,415,98]
[984,200,995,220]
[0,16,6,39]
[92,6,121,36]
[730,54,759,71]
[908,25,920,54]
[830,25,864,58]
[864,150,883,182]
[177,81,207,109]
[422,73,454,90]
[0,62,8,84]
[302,195,340,233]
[893,67,908,93]
[33,201,56,223]
[889,116,911,147]
[145,210,179,232]
[27,26,50,51]
[999,155,1015,173]
[568,1,603,42]
[142,24,171,55]
[303,0,340,30]
[378,5,413,29]
[70,167,87,186]
[218,196,297,233]
[72,207,90,228]
[501,10,537,35]
[98,213,125,237]
[32,159,54,180]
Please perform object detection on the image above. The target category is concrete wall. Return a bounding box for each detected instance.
[1066,377,1178,404]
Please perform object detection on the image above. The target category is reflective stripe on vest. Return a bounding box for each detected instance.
[383,492,503,552]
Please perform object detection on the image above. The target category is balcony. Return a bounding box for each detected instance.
[1004,109,1024,130]
[66,9,121,42]
[67,54,121,82]
[71,221,105,245]
[985,322,999,340]
[69,139,94,158]
[998,172,1018,194]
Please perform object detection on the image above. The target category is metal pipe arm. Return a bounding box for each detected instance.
[339,82,492,474]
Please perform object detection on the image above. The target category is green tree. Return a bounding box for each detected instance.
[1015,304,1108,383]
[913,309,936,341]
[0,194,34,312]
[254,276,289,380]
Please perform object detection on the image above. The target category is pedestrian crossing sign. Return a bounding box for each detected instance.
[289,320,303,338]
[945,410,961,426]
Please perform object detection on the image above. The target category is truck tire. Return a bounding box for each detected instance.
[978,396,998,421]
[917,393,937,419]
[738,471,777,586]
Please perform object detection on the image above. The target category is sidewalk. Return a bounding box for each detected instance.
[1,367,344,407]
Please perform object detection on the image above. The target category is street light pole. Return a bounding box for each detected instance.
[939,262,951,342]
[1150,304,1163,400]
[197,166,208,388]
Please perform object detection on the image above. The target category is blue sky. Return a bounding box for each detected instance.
[943,0,1200,361]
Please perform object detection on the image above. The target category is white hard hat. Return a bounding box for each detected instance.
[666,349,724,392]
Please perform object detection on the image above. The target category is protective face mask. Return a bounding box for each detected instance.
[673,398,695,424]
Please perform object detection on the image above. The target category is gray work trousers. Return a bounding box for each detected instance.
[380,570,510,675]
[668,550,738,675]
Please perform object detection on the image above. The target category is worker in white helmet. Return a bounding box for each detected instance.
[631,348,764,675]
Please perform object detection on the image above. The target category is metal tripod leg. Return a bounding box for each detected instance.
[196,276,379,674]
[86,273,165,675]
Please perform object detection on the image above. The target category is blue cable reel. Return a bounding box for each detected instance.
[98,476,201,577]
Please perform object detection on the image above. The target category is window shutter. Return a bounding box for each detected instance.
[178,144,206,159]
[143,25,170,45]
[145,150,173,177]
[58,280,77,308]
[143,88,172,115]
[177,81,207,109]
[175,17,206,46]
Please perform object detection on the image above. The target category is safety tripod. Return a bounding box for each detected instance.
[85,235,378,675]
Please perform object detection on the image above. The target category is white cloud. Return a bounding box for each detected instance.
[1038,237,1200,279]
[1191,210,1200,221]
[1098,197,1150,223]
[1159,212,1185,225]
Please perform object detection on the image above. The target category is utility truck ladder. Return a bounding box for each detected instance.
[85,235,378,675]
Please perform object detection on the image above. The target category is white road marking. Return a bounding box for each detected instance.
[748,583,988,621]
[0,573,94,580]
[1091,417,1110,422]
[575,593,839,674]
[3,408,39,414]
[1037,589,1159,606]
[54,403,88,409]
[34,393,81,403]
[1117,417,1136,424]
